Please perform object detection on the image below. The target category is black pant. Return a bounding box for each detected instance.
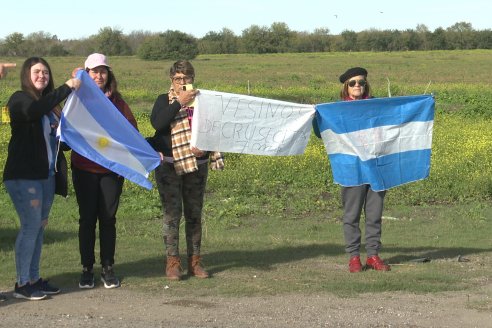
[154,162,208,257]
[72,167,124,268]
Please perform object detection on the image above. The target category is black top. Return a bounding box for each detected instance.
[3,84,72,181]
[148,93,209,161]
[148,93,183,157]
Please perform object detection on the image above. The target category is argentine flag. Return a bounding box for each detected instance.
[58,70,160,190]
[315,95,434,191]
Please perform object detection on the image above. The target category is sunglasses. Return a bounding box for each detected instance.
[348,79,367,87]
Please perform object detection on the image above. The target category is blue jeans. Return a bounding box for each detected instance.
[4,176,55,286]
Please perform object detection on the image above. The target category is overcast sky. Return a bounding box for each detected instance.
[2,0,490,40]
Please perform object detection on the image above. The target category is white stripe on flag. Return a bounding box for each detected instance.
[320,120,433,161]
[64,96,148,176]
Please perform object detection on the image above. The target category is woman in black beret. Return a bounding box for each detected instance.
[339,67,371,100]
[337,67,390,273]
[313,67,390,273]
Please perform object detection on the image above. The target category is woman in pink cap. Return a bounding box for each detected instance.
[71,53,138,289]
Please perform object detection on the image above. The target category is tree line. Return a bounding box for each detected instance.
[1,22,490,60]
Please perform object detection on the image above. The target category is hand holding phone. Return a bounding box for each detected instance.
[182,84,194,91]
[182,84,196,107]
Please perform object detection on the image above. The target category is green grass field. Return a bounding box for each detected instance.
[0,51,491,300]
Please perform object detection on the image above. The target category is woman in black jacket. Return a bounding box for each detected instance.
[149,60,212,281]
[3,57,80,300]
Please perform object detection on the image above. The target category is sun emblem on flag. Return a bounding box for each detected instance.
[98,137,110,148]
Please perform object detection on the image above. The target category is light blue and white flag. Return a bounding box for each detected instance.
[315,95,435,191]
[58,70,160,190]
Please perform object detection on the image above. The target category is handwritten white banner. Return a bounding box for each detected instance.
[191,90,315,155]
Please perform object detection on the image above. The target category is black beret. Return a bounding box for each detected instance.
[339,67,368,83]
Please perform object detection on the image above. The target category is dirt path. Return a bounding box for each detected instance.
[1,284,491,327]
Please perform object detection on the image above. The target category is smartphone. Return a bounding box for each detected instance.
[182,84,195,107]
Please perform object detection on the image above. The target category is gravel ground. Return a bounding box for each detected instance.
[1,284,491,327]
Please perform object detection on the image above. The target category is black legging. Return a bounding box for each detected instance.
[72,167,123,268]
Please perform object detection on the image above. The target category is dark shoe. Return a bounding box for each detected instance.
[188,255,209,278]
[349,255,362,273]
[31,278,60,295]
[166,256,182,281]
[79,267,95,289]
[0,292,7,302]
[13,283,47,301]
[101,265,120,289]
[366,255,391,271]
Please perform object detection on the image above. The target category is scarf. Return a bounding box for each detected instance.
[209,151,225,171]
[169,89,224,175]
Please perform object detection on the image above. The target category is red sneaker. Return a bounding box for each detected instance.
[349,256,362,273]
[366,255,391,271]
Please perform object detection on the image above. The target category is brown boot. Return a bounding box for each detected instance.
[188,255,209,278]
[165,256,182,281]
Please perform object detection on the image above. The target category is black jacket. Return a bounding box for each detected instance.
[148,93,182,157]
[148,93,209,161]
[3,85,72,196]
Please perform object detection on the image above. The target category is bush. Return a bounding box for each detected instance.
[137,30,199,61]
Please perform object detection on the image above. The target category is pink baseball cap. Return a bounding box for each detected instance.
[84,53,110,69]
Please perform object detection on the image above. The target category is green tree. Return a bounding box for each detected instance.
[269,22,294,53]
[446,22,475,49]
[2,32,26,56]
[400,29,422,51]
[48,44,69,56]
[23,31,67,57]
[387,30,405,51]
[339,30,358,51]
[292,31,312,52]
[430,27,448,50]
[357,29,384,51]
[126,30,153,54]
[241,25,274,53]
[294,28,331,52]
[62,38,97,56]
[94,27,132,55]
[475,30,492,49]
[137,30,198,60]
[198,28,238,54]
[199,31,222,54]
[220,28,239,54]
[241,22,295,53]
[415,24,432,50]
[311,28,331,52]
